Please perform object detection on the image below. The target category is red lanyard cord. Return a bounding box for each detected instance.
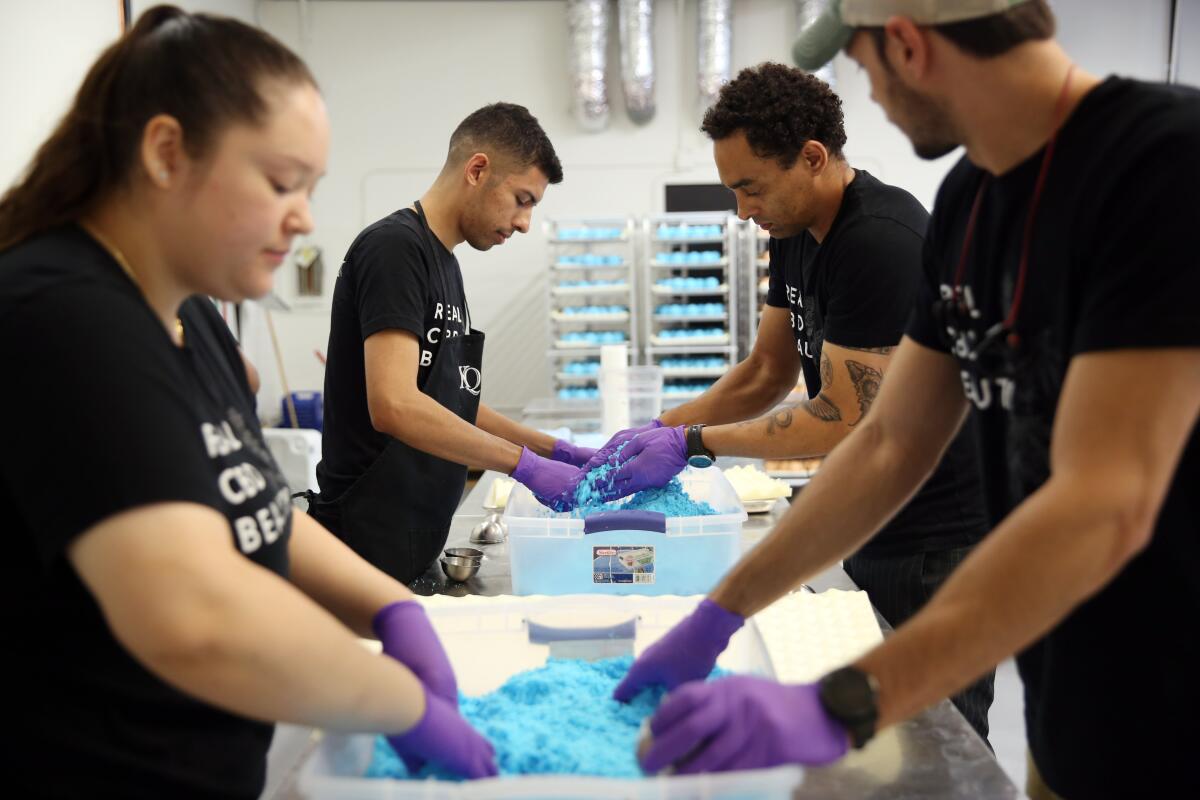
[952,64,1077,344]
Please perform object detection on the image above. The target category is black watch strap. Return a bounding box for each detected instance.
[686,424,715,465]
[817,666,879,749]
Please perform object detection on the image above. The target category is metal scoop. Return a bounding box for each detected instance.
[469,511,507,544]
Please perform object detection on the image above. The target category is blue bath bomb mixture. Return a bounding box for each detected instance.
[569,446,718,518]
[366,656,727,780]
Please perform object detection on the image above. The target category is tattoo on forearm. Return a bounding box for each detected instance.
[802,393,842,422]
[845,359,883,426]
[765,405,795,435]
[820,350,833,389]
[839,344,896,354]
[740,383,843,436]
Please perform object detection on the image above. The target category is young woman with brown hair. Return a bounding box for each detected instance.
[0,6,494,796]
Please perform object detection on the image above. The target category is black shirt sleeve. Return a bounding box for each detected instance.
[765,237,789,309]
[1072,119,1200,354]
[350,223,430,342]
[906,232,950,352]
[823,217,923,348]
[1,284,221,566]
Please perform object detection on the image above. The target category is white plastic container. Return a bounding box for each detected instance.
[263,427,322,494]
[294,595,803,799]
[505,467,747,596]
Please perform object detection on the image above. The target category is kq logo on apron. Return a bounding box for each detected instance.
[458,365,482,395]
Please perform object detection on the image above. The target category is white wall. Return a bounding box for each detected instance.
[253,0,958,417]
[0,1,260,193]
[0,0,122,191]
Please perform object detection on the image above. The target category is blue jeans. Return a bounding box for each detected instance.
[843,545,995,745]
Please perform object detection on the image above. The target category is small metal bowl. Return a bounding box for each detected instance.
[444,547,484,562]
[440,555,480,583]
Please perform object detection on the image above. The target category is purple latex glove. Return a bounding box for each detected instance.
[580,419,662,473]
[387,685,498,779]
[373,600,457,707]
[613,598,743,702]
[550,438,597,467]
[511,446,582,511]
[641,677,849,774]
[590,424,688,503]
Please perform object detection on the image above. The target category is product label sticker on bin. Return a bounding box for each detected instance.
[592,546,655,584]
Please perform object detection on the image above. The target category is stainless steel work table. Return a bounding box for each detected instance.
[394,471,1021,800]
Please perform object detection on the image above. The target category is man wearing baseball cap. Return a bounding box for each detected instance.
[622,2,1200,797]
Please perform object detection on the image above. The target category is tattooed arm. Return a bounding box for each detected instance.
[702,340,895,459]
[659,306,801,427]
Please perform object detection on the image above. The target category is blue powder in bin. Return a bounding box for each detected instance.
[569,444,718,518]
[365,656,729,780]
[575,477,718,518]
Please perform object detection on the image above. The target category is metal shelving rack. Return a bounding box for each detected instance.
[741,224,772,358]
[641,212,739,403]
[544,217,639,404]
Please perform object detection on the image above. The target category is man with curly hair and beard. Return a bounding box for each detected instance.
[598,62,995,742]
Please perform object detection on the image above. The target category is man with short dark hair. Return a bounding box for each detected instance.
[595,62,994,740]
[619,2,1200,797]
[310,103,589,583]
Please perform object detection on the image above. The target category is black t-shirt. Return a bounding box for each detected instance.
[766,170,989,555]
[0,227,292,799]
[908,77,1200,798]
[317,208,468,500]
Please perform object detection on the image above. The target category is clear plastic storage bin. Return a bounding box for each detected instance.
[295,594,803,799]
[505,467,748,596]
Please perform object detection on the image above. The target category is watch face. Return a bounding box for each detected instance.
[822,668,878,720]
[687,454,714,469]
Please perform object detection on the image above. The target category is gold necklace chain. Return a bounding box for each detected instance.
[81,222,185,346]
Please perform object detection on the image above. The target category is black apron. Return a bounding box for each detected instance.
[311,201,484,583]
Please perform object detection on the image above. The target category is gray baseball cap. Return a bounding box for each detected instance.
[793,0,1035,71]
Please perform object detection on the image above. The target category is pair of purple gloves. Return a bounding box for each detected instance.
[373,601,497,779]
[616,599,851,774]
[372,597,849,778]
[512,420,691,510]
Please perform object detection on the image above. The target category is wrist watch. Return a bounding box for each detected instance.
[685,424,715,468]
[817,666,880,749]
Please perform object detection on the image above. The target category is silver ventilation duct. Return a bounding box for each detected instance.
[618,0,656,124]
[796,0,837,87]
[566,0,610,132]
[697,0,732,113]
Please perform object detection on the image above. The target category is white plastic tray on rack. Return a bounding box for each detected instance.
[653,236,725,245]
[551,261,630,271]
[554,372,600,382]
[661,366,729,378]
[650,258,729,268]
[296,594,805,799]
[662,389,706,400]
[551,283,631,296]
[554,339,630,349]
[550,236,629,245]
[547,347,603,358]
[551,311,631,323]
[651,283,728,296]
[651,333,730,347]
[653,314,728,323]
